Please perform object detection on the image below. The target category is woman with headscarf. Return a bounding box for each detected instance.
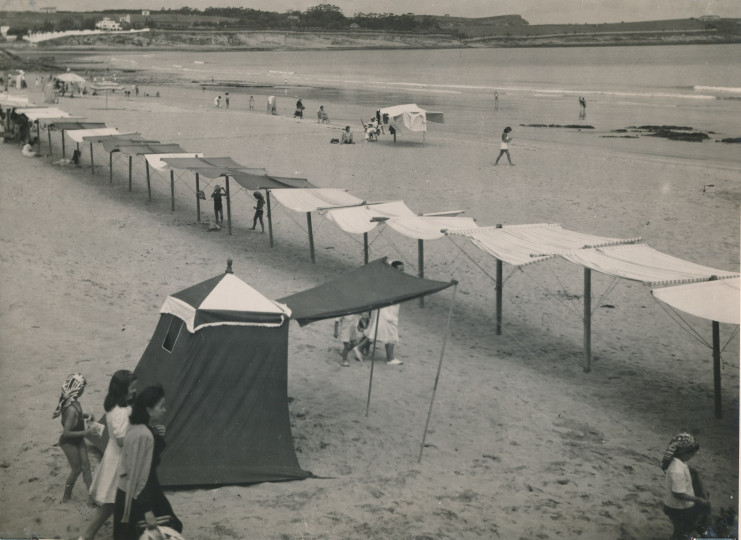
[53,373,93,502]
[113,384,182,540]
[661,432,711,539]
[80,370,137,540]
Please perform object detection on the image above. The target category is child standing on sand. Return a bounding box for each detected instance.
[494,126,514,166]
[53,373,93,503]
[211,184,226,224]
[251,191,265,232]
[334,314,361,367]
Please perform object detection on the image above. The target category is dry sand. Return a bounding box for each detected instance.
[0,75,739,540]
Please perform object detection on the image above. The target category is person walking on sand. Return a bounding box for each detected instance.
[249,95,254,110]
[494,126,514,166]
[494,91,499,111]
[214,95,221,108]
[352,260,405,365]
[225,93,230,109]
[113,385,183,540]
[661,432,712,539]
[211,184,226,224]
[251,191,265,232]
[80,370,137,540]
[54,373,94,503]
[579,96,587,118]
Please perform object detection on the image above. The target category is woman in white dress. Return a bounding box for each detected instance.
[79,370,137,540]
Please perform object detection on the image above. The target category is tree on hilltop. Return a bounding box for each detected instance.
[303,4,346,28]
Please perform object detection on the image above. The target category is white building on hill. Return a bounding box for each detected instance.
[95,18,122,31]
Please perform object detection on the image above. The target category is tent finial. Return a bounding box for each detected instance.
[226,259,233,274]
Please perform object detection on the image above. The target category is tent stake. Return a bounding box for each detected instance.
[419,283,458,463]
[307,212,315,263]
[365,309,382,417]
[363,233,369,264]
[128,155,132,192]
[713,320,722,419]
[583,267,592,373]
[225,175,232,235]
[170,170,175,212]
[195,173,201,222]
[145,161,151,201]
[418,239,425,307]
[90,142,94,176]
[267,190,274,247]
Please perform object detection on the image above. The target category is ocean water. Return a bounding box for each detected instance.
[69,44,741,141]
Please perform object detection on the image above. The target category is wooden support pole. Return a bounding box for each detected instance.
[496,259,503,335]
[61,130,66,157]
[225,175,232,235]
[307,212,315,263]
[36,122,40,152]
[195,173,201,222]
[145,161,151,202]
[170,170,175,212]
[418,239,425,308]
[267,190,274,247]
[364,233,369,265]
[128,155,132,192]
[109,151,114,183]
[46,125,51,155]
[583,267,592,373]
[713,320,722,419]
[90,142,94,175]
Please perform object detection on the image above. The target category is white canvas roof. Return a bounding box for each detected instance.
[65,127,125,143]
[379,103,444,133]
[145,153,205,171]
[447,223,639,267]
[326,201,416,234]
[385,215,478,240]
[16,107,71,120]
[560,244,739,286]
[270,188,363,212]
[652,278,740,325]
[0,93,32,106]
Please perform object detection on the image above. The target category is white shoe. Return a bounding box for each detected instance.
[386,359,403,366]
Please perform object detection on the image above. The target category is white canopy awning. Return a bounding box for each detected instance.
[560,244,739,286]
[0,94,32,107]
[447,223,640,267]
[326,201,416,234]
[65,127,125,143]
[145,153,205,172]
[16,107,71,121]
[385,215,478,240]
[56,73,86,83]
[652,278,740,325]
[270,188,363,213]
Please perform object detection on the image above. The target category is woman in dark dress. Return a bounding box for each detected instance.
[113,385,182,540]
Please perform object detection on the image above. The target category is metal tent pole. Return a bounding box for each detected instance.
[307,212,315,263]
[90,142,94,175]
[128,155,132,191]
[495,224,503,335]
[365,309,382,417]
[170,170,175,211]
[419,283,458,463]
[267,190,274,247]
[364,233,369,264]
[145,161,151,201]
[713,320,722,419]
[583,267,592,373]
[61,129,66,157]
[418,239,425,307]
[109,151,114,183]
[225,175,232,235]
[195,173,201,222]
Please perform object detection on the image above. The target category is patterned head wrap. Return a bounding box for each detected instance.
[661,432,699,470]
[52,373,86,419]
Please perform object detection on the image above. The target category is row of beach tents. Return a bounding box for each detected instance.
[3,93,738,488]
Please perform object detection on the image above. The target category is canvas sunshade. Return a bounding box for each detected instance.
[55,72,86,83]
[560,244,739,286]
[230,171,315,191]
[49,121,106,131]
[161,273,290,332]
[447,223,641,267]
[81,132,151,144]
[162,156,249,172]
[379,104,444,133]
[652,278,740,325]
[0,94,31,106]
[278,257,455,326]
[16,107,71,120]
[65,128,125,143]
[105,142,186,155]
[145,153,205,171]
[326,201,417,234]
[270,188,364,212]
[381,215,478,241]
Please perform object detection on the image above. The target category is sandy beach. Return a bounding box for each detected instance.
[0,61,739,540]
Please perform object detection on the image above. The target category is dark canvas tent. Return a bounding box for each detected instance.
[132,270,310,487]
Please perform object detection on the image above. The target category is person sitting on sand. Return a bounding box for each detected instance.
[317,106,329,124]
[341,126,354,144]
[661,432,712,539]
[22,140,41,157]
[494,127,514,166]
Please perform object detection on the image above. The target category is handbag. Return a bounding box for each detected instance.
[138,526,184,540]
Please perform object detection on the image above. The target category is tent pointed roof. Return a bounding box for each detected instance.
[162,273,290,332]
[278,257,455,326]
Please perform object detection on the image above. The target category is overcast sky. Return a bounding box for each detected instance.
[5,0,741,24]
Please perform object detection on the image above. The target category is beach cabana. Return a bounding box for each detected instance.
[279,257,457,462]
[652,277,739,418]
[80,132,158,176]
[100,141,187,193]
[144,152,204,205]
[48,121,106,158]
[162,157,314,237]
[379,103,444,144]
[133,265,309,487]
[89,80,125,109]
[15,106,74,154]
